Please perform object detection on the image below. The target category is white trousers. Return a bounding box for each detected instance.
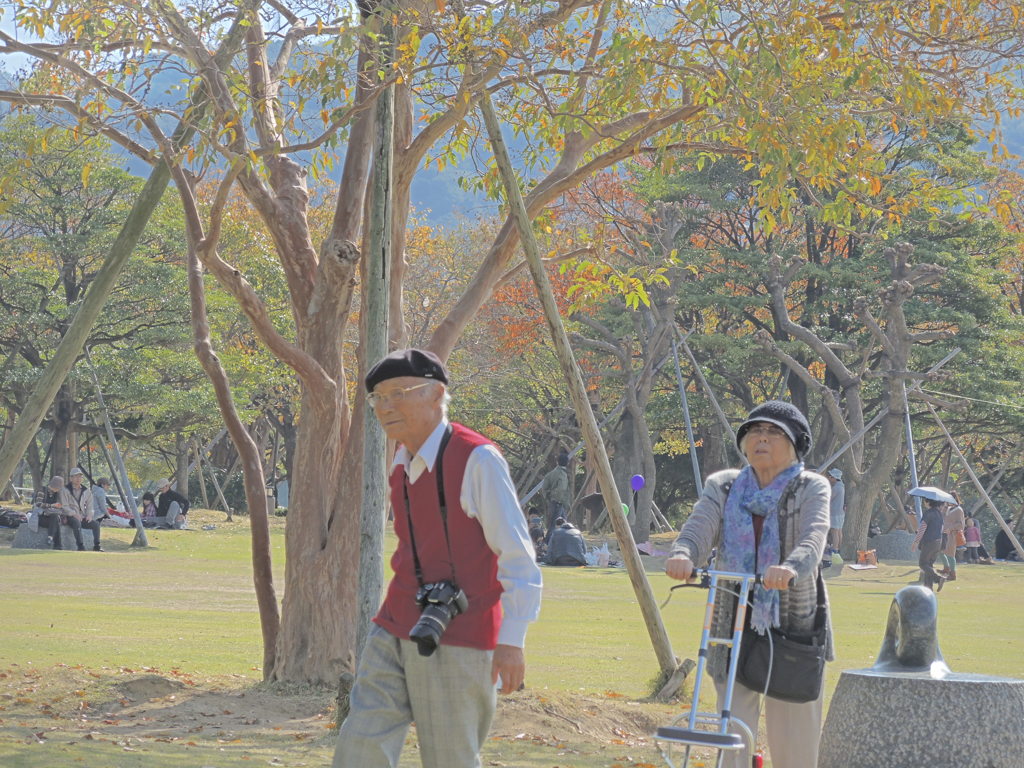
[713,678,824,768]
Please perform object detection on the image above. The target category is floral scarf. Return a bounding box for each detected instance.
[719,461,804,633]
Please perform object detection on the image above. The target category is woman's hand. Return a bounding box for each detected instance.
[762,564,797,590]
[665,555,695,582]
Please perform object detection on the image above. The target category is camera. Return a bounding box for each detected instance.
[410,580,469,657]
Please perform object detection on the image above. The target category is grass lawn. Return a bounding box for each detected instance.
[1,510,1022,767]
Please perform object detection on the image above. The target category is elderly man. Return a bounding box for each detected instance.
[333,348,542,768]
[61,467,102,551]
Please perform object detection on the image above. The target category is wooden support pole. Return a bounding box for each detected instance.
[924,403,1024,561]
[82,349,147,544]
[206,456,232,519]
[478,90,677,677]
[193,438,210,510]
[356,1,396,660]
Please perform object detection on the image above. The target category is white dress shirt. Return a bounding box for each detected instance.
[391,419,542,648]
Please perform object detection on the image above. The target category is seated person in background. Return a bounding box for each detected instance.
[995,520,1020,561]
[34,475,66,550]
[91,477,115,521]
[545,517,588,566]
[60,467,103,551]
[528,513,547,561]
[135,492,159,527]
[155,478,190,529]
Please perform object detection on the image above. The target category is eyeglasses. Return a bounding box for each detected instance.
[367,382,433,408]
[746,424,788,439]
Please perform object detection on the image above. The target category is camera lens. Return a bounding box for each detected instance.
[409,604,454,656]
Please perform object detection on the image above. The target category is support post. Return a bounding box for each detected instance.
[670,333,703,496]
[83,350,147,545]
[924,403,1024,561]
[674,328,741,462]
[478,90,676,676]
[901,383,923,519]
[193,438,211,509]
[356,2,395,659]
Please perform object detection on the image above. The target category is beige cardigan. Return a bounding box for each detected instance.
[670,467,834,682]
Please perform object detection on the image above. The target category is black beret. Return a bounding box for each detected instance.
[364,348,449,392]
[736,400,813,458]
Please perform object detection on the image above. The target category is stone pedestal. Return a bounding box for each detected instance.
[870,530,915,561]
[819,669,1024,768]
[12,523,95,550]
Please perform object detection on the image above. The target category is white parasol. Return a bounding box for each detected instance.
[907,486,956,504]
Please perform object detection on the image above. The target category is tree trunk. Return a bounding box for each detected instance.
[175,432,189,495]
[271,389,361,683]
[356,10,395,656]
[177,171,282,679]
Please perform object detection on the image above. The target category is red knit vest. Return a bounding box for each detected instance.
[374,423,504,650]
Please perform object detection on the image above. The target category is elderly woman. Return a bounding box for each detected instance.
[665,400,833,768]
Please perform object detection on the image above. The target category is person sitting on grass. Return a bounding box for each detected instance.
[528,513,547,562]
[131,492,160,528]
[545,517,588,567]
[154,478,190,529]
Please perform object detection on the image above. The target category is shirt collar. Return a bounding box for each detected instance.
[392,418,449,481]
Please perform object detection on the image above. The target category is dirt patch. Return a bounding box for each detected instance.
[494,690,665,745]
[113,674,185,700]
[0,659,685,768]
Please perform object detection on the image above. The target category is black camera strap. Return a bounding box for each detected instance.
[402,423,458,589]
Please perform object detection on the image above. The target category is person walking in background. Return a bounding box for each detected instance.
[941,491,965,582]
[824,467,845,566]
[60,467,102,551]
[333,349,542,768]
[964,517,982,563]
[665,400,833,768]
[540,451,571,535]
[914,499,947,591]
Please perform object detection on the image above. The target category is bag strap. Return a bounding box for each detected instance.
[402,424,457,589]
[812,567,828,633]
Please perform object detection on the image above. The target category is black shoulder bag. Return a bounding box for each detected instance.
[735,569,827,703]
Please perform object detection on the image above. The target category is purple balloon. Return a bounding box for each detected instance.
[630,474,645,492]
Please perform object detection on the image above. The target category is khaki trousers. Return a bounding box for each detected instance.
[333,623,496,768]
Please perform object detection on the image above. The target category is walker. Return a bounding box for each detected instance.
[654,568,763,768]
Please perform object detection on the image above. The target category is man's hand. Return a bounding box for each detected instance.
[665,555,695,582]
[492,644,525,694]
